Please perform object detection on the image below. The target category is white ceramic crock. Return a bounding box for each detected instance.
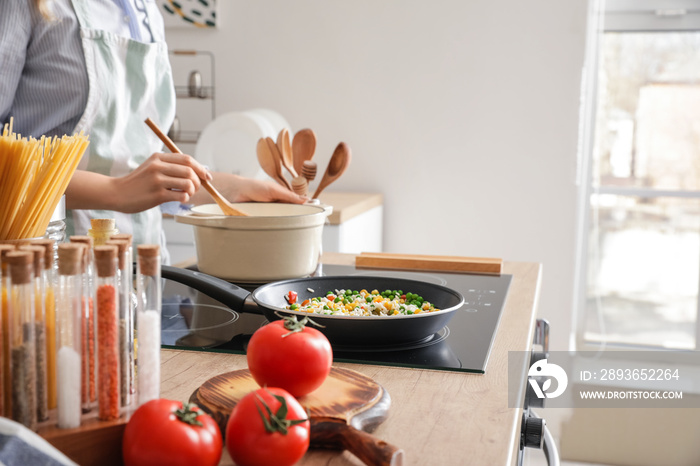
[175,203,331,282]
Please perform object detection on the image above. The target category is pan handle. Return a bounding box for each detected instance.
[161,265,256,313]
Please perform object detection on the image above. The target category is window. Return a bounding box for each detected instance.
[575,0,700,350]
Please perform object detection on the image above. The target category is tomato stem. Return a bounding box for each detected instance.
[174,402,204,427]
[255,392,308,435]
[274,311,324,337]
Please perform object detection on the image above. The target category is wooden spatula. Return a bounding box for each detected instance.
[144,118,247,216]
[292,128,317,176]
[190,367,404,466]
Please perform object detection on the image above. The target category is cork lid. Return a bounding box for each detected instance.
[70,235,94,247]
[90,218,116,231]
[137,244,160,276]
[105,240,128,270]
[93,245,118,277]
[17,245,44,276]
[110,233,133,245]
[5,251,33,284]
[0,244,16,259]
[29,239,55,269]
[58,243,83,276]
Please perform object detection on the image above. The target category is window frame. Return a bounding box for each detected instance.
[573,0,700,354]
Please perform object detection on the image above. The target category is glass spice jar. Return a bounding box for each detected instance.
[87,219,118,247]
[106,239,134,410]
[56,243,84,428]
[136,244,161,406]
[0,244,16,417]
[17,245,48,423]
[70,236,96,413]
[28,239,57,412]
[6,250,37,430]
[94,245,120,421]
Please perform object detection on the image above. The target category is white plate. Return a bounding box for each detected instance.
[195,111,276,179]
[246,108,291,137]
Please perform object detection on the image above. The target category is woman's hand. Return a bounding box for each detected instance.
[65,152,211,213]
[189,173,307,206]
[112,152,211,213]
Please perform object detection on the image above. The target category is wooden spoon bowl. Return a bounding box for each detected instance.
[292,128,317,176]
[276,128,298,178]
[312,142,351,199]
[256,137,292,190]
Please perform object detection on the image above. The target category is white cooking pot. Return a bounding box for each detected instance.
[175,202,332,282]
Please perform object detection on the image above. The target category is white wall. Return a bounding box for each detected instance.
[165,0,589,351]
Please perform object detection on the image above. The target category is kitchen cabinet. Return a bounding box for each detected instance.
[317,192,383,254]
[160,253,542,466]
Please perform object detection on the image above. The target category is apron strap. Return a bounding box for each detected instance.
[70,0,93,30]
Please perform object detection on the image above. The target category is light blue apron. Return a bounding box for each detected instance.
[67,0,175,262]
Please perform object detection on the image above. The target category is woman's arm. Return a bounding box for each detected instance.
[65,152,210,213]
[66,152,305,213]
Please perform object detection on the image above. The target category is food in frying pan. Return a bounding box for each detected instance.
[285,288,439,316]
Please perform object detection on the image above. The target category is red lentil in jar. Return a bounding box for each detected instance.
[94,246,120,421]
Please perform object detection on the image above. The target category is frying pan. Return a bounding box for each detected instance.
[161,265,465,346]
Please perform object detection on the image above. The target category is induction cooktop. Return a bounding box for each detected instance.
[160,264,512,374]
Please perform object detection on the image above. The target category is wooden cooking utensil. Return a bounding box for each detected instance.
[276,128,298,178]
[292,128,317,176]
[144,118,247,216]
[190,367,404,466]
[301,160,317,182]
[313,142,351,199]
[291,175,309,197]
[256,137,293,190]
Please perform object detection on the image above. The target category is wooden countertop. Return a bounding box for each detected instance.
[161,253,542,466]
[316,192,383,225]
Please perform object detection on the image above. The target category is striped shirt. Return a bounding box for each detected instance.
[0,0,164,138]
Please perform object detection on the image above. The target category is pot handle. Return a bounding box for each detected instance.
[161,265,255,313]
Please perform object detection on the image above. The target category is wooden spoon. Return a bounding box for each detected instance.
[144,118,247,216]
[256,137,292,190]
[276,128,298,178]
[292,128,317,176]
[312,142,351,199]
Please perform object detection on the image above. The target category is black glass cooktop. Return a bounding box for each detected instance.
[160,264,512,374]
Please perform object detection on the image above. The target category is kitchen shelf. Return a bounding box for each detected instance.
[167,129,200,145]
[168,50,216,145]
[174,86,215,100]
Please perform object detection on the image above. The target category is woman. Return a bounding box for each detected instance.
[0,0,303,261]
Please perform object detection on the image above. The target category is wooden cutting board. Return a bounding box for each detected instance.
[190,367,404,466]
[356,252,503,275]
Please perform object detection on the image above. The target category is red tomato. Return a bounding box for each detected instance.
[226,387,310,466]
[247,315,333,397]
[287,290,298,304]
[123,399,222,466]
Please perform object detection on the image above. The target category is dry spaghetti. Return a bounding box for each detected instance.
[0,119,89,240]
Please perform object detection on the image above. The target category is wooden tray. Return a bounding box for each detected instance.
[191,366,404,466]
[38,414,127,466]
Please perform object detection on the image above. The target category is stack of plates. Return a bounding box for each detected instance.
[195,108,291,180]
